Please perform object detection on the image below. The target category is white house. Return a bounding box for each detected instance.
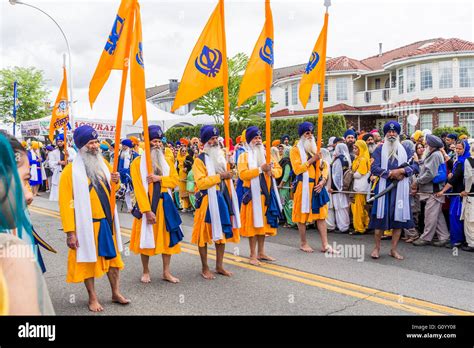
[147,38,474,135]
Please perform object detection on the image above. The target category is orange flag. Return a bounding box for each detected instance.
[237,0,274,106]
[49,67,69,143]
[89,0,135,108]
[171,0,225,113]
[299,12,329,109]
[130,3,146,124]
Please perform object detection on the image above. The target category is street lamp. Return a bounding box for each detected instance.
[9,0,75,130]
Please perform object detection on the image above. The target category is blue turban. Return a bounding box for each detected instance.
[56,133,64,142]
[383,121,401,136]
[176,141,181,146]
[149,125,164,140]
[45,145,54,151]
[73,125,98,149]
[344,129,356,138]
[200,125,219,144]
[245,126,262,144]
[281,134,290,142]
[298,122,314,137]
[162,136,167,144]
[100,144,109,151]
[447,133,458,140]
[121,139,133,148]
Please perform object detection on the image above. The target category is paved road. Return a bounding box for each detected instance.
[29,195,474,315]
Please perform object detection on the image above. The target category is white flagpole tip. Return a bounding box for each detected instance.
[324,0,331,8]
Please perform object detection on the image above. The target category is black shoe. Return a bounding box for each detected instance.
[461,245,474,252]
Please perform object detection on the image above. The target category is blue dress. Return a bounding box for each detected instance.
[368,143,418,231]
[27,150,43,186]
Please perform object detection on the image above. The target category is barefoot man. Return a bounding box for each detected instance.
[191,126,241,279]
[238,126,282,265]
[368,121,418,260]
[129,125,184,284]
[59,125,130,312]
[290,121,334,253]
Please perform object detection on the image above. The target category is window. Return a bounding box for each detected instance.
[460,58,474,88]
[407,120,416,136]
[398,68,404,94]
[375,78,381,89]
[256,94,264,103]
[407,65,416,92]
[336,77,348,101]
[291,83,298,105]
[420,114,433,131]
[438,112,453,128]
[285,86,289,107]
[438,61,453,89]
[318,77,328,102]
[420,63,433,90]
[459,112,474,136]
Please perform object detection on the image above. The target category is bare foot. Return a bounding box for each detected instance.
[322,245,340,254]
[300,243,314,253]
[216,268,233,277]
[371,248,380,259]
[162,272,180,283]
[257,254,277,261]
[88,299,104,312]
[140,273,151,283]
[201,269,216,280]
[112,293,131,305]
[249,258,261,266]
[389,249,404,260]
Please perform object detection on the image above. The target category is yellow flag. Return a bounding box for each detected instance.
[171,0,225,113]
[299,12,329,109]
[130,3,146,124]
[237,0,274,106]
[89,0,135,108]
[49,67,69,143]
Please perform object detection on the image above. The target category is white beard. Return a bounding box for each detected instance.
[385,136,400,161]
[204,143,227,173]
[151,147,165,175]
[301,135,317,156]
[368,143,377,154]
[250,143,266,167]
[120,148,130,160]
[80,147,105,185]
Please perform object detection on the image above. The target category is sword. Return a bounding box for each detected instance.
[367,162,409,203]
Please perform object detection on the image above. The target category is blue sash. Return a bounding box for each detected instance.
[204,190,233,239]
[162,193,184,247]
[312,187,330,214]
[90,181,116,260]
[266,186,283,228]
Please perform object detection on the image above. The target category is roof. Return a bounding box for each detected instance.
[271,96,474,117]
[146,83,169,99]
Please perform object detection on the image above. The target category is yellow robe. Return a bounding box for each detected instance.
[129,156,181,256]
[176,152,190,208]
[290,146,329,223]
[191,157,240,247]
[165,147,175,165]
[351,140,370,233]
[0,266,8,315]
[59,162,124,283]
[237,152,282,237]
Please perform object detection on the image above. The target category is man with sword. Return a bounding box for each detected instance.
[368,121,418,260]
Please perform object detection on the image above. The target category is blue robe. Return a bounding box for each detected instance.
[27,151,42,186]
[368,143,418,230]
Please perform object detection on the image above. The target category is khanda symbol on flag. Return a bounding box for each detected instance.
[49,66,70,143]
[305,52,320,74]
[105,14,126,55]
[195,46,222,78]
[259,37,274,66]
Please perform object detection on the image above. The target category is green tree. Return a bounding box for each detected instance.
[0,67,51,123]
[193,52,275,123]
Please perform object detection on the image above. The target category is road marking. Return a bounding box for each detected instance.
[30,205,474,316]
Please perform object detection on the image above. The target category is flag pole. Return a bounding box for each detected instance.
[110,7,136,215]
[219,0,231,165]
[12,81,17,136]
[62,53,69,161]
[265,0,271,164]
[315,3,329,181]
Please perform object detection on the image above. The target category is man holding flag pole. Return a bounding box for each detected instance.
[291,0,337,254]
[237,0,283,266]
[172,0,240,275]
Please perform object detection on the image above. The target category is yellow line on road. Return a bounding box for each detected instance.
[30,205,474,316]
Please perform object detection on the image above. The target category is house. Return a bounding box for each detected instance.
[146,38,474,135]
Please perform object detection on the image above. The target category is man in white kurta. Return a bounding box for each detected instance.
[49,133,76,202]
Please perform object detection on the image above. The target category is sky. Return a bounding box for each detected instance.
[0,0,472,121]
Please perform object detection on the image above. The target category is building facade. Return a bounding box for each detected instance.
[147,38,474,134]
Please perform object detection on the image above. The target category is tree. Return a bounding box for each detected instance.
[193,52,276,124]
[0,67,51,124]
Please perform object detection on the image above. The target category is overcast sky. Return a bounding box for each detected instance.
[0,0,472,121]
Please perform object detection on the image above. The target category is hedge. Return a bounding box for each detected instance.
[164,114,347,145]
[432,126,470,138]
